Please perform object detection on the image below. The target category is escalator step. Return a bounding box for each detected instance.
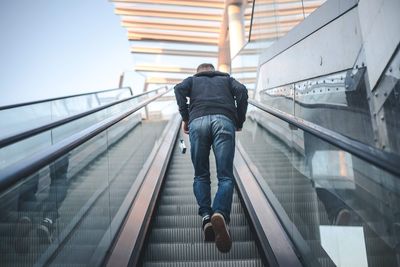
[142,259,264,267]
[152,214,248,228]
[156,203,243,216]
[148,226,253,243]
[143,241,259,261]
[159,194,240,205]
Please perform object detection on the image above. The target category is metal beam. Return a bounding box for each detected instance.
[145,77,182,84]
[122,20,220,33]
[128,32,218,45]
[135,65,196,74]
[112,0,225,9]
[130,47,218,57]
[115,7,222,21]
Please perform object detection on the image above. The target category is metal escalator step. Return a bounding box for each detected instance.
[159,194,240,205]
[148,226,254,243]
[165,186,234,194]
[152,214,248,228]
[165,180,224,187]
[156,203,243,216]
[143,241,260,261]
[142,259,264,267]
[162,188,217,196]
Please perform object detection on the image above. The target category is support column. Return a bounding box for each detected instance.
[218,38,231,73]
[228,3,245,59]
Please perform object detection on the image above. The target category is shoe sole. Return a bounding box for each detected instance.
[203,222,215,242]
[37,225,52,244]
[211,213,232,253]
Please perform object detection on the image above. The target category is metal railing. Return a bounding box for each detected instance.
[249,99,400,177]
[0,86,167,149]
[0,87,133,110]
[0,88,172,192]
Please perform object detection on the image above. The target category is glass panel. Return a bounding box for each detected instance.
[294,68,375,147]
[0,131,51,169]
[0,88,132,139]
[0,101,171,266]
[0,102,52,139]
[0,132,109,266]
[0,89,168,169]
[238,110,400,266]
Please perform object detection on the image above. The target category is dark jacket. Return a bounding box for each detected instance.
[174,71,248,128]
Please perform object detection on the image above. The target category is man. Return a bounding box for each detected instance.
[174,63,248,253]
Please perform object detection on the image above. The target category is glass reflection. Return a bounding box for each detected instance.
[238,113,400,266]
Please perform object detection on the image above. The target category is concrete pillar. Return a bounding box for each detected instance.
[218,37,231,73]
[228,3,245,59]
[219,64,230,73]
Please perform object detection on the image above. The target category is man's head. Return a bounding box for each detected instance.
[196,63,215,73]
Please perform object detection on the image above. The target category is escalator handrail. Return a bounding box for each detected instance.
[0,86,168,149]
[0,88,172,193]
[0,87,133,110]
[249,99,400,177]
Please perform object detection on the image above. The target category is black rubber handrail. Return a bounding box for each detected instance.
[249,99,400,177]
[0,86,167,149]
[0,88,172,193]
[0,87,133,110]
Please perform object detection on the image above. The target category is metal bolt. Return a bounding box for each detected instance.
[381,116,385,121]
[345,85,349,89]
[375,93,379,97]
[384,92,388,97]
[389,67,393,72]
[374,138,378,142]
[367,96,370,100]
[356,64,359,69]
[362,62,365,67]
[373,113,376,117]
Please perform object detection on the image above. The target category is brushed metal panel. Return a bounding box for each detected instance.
[358,0,400,90]
[258,8,362,90]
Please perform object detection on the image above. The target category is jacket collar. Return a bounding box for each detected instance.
[194,71,229,77]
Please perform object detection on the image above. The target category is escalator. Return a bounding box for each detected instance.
[1,85,399,267]
[139,134,265,266]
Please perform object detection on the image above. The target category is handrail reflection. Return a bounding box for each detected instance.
[0,86,168,149]
[249,99,400,177]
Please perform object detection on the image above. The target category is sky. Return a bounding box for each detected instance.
[0,0,134,106]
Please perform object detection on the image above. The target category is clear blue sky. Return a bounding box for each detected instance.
[0,0,133,106]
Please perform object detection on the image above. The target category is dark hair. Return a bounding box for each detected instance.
[196,63,215,73]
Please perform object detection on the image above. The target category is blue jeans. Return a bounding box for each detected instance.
[189,114,236,223]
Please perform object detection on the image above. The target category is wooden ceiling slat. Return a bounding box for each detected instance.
[115,7,222,21]
[113,0,225,9]
[131,47,218,57]
[122,21,220,33]
[128,32,218,45]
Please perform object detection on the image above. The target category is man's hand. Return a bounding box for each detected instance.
[183,121,189,134]
[236,128,242,132]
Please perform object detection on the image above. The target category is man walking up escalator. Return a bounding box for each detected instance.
[174,63,248,253]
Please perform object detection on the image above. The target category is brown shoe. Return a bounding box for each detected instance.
[202,215,215,242]
[211,213,232,253]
